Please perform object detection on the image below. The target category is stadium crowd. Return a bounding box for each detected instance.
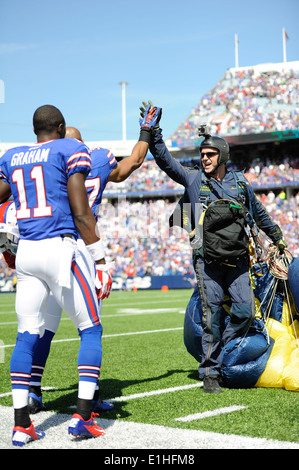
[103,159,299,193]
[98,191,299,278]
[170,66,299,144]
[244,159,299,186]
[1,158,298,287]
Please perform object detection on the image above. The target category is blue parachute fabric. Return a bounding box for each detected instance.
[251,262,283,321]
[184,286,228,363]
[222,320,267,367]
[221,319,274,388]
[269,292,284,322]
[184,286,274,388]
[288,257,299,313]
[221,343,274,388]
[183,287,203,363]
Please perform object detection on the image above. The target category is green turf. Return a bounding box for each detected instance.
[0,290,298,443]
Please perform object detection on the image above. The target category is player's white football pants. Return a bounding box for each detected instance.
[15,236,101,335]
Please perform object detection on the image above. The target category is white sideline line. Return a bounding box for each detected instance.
[0,391,13,398]
[0,295,189,314]
[0,386,56,399]
[107,383,203,402]
[0,327,183,348]
[0,308,183,325]
[1,405,298,449]
[175,405,248,422]
[114,308,181,315]
[1,382,203,402]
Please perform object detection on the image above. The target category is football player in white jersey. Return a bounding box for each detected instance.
[28,125,151,415]
[0,103,162,446]
[0,105,114,445]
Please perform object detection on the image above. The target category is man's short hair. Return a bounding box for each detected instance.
[33,105,65,135]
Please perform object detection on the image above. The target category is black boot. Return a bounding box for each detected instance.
[203,376,222,393]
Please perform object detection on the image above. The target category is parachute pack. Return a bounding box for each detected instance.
[170,169,258,266]
[201,198,249,265]
[171,168,299,390]
[184,252,299,391]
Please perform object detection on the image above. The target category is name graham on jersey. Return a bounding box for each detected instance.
[11,148,50,166]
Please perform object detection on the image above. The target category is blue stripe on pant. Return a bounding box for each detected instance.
[194,255,255,379]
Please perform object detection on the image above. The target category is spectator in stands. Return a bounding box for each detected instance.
[1,192,298,285]
[103,159,299,194]
[170,66,299,145]
[1,163,298,287]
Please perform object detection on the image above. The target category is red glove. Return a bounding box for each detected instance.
[95,262,114,299]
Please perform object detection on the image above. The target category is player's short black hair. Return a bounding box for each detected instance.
[33,105,65,135]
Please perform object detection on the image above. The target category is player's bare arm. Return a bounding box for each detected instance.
[67,170,112,298]
[108,102,162,184]
[0,180,12,203]
[108,141,149,183]
[67,172,104,263]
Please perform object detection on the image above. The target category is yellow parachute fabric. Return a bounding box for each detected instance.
[255,316,299,391]
[283,340,299,391]
[251,253,299,392]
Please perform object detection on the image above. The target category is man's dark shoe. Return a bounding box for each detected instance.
[28,392,46,413]
[203,376,222,393]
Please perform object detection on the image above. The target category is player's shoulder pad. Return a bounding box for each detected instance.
[90,147,116,168]
[62,137,90,155]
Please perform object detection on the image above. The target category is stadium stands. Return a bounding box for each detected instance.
[102,160,299,194]
[170,61,299,147]
[96,191,299,277]
[1,187,298,290]
[0,61,298,289]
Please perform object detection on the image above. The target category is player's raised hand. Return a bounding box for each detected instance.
[139,101,162,130]
[139,100,153,119]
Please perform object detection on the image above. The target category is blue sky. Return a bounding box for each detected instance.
[0,0,298,143]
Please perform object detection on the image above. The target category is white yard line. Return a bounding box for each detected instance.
[1,379,201,403]
[68,383,203,409]
[0,386,56,399]
[175,405,248,422]
[107,383,203,402]
[0,294,189,313]
[0,382,244,425]
[113,308,182,315]
[0,327,184,348]
[0,307,184,325]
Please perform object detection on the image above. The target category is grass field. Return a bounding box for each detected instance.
[0,289,298,449]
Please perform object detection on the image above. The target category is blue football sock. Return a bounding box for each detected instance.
[30,329,55,388]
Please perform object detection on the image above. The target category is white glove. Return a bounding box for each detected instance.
[95,262,115,299]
